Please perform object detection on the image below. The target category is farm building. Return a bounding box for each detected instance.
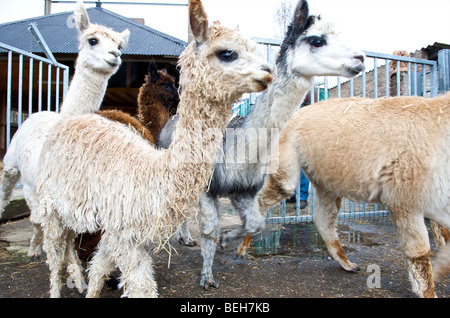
[0,4,186,157]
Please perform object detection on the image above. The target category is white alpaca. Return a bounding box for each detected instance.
[258,93,450,297]
[0,2,129,292]
[158,0,365,289]
[34,0,273,298]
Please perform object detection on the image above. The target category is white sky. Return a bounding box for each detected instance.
[0,0,449,55]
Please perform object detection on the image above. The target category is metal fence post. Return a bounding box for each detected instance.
[438,49,450,94]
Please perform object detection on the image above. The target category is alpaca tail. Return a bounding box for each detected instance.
[0,161,21,218]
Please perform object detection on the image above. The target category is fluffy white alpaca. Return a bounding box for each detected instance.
[0,2,129,292]
[34,0,272,298]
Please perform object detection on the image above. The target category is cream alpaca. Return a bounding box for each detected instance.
[34,0,272,298]
[258,93,450,297]
[0,2,129,293]
[60,2,129,116]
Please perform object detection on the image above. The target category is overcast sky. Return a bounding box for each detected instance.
[0,0,449,55]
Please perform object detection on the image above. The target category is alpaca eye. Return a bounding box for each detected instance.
[162,83,171,90]
[118,45,123,51]
[217,50,238,62]
[88,38,98,46]
[308,36,326,48]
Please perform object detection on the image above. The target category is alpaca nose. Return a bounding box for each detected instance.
[109,49,121,58]
[354,52,365,63]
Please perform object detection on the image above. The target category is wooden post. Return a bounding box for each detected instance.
[44,0,52,15]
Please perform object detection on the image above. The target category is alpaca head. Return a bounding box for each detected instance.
[139,61,180,114]
[278,0,365,78]
[73,2,130,75]
[180,0,273,104]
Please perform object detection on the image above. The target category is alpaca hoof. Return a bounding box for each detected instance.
[343,262,360,273]
[200,275,219,290]
[178,237,198,247]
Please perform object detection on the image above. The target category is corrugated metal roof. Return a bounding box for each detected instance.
[0,6,186,56]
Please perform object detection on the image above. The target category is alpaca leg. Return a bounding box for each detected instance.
[26,193,45,259]
[390,206,435,298]
[430,220,449,249]
[221,193,265,249]
[85,235,117,298]
[257,140,302,212]
[41,216,68,298]
[236,235,253,258]
[199,192,221,290]
[174,218,197,247]
[64,231,87,294]
[313,187,359,272]
[27,222,44,259]
[0,166,20,215]
[115,244,157,298]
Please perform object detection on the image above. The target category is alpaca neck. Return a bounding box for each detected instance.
[60,67,110,116]
[237,71,313,169]
[164,90,233,213]
[138,102,169,140]
[244,71,313,131]
[168,91,232,167]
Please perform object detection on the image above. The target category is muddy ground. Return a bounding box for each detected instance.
[0,198,449,301]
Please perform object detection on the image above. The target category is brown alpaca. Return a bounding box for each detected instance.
[138,60,179,140]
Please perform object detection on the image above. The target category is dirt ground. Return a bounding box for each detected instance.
[0,198,449,300]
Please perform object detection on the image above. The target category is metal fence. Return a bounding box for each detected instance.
[233,45,442,225]
[0,41,69,150]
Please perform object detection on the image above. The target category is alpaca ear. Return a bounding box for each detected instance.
[148,60,159,84]
[74,1,90,32]
[189,0,209,45]
[292,0,309,35]
[120,29,130,48]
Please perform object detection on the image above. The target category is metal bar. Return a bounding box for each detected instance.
[361,70,366,97]
[28,23,58,65]
[373,57,378,98]
[350,78,354,97]
[422,64,427,97]
[336,76,341,98]
[47,64,52,111]
[364,50,436,66]
[396,61,401,96]
[6,51,12,150]
[38,61,43,111]
[385,59,389,97]
[0,42,67,69]
[407,62,411,96]
[430,61,438,97]
[29,58,34,115]
[413,63,418,96]
[51,0,188,6]
[18,54,23,127]
[55,67,60,112]
[310,86,315,104]
[63,67,69,100]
